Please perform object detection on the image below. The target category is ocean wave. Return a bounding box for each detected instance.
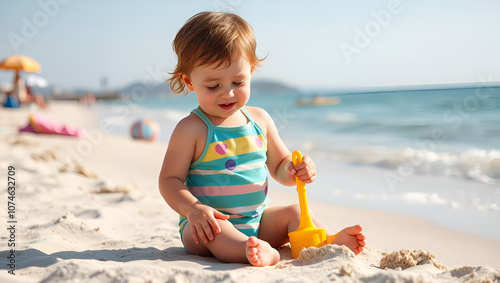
[351,191,500,212]
[309,144,500,186]
[372,148,500,185]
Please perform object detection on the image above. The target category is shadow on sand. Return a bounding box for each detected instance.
[0,246,293,272]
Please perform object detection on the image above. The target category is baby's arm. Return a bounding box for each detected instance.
[158,116,228,244]
[246,107,317,186]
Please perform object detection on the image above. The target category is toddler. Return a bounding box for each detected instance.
[158,11,365,266]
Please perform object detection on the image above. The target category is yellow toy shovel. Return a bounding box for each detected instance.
[288,150,329,258]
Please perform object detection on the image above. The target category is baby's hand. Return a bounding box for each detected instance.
[186,203,229,244]
[288,155,317,184]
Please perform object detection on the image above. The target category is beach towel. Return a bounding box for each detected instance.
[19,113,84,137]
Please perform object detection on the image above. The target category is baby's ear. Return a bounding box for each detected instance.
[251,66,255,74]
[181,74,194,91]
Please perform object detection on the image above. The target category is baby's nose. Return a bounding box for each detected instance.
[220,87,235,98]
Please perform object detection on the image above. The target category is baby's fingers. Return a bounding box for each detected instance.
[209,216,223,234]
[191,222,211,244]
[295,169,316,183]
[295,156,316,183]
[202,221,215,241]
[190,224,200,244]
[300,156,315,170]
[300,174,316,184]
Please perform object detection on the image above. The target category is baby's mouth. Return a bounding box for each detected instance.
[219,102,236,110]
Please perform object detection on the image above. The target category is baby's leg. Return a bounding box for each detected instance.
[258,205,303,248]
[258,205,366,255]
[182,218,279,266]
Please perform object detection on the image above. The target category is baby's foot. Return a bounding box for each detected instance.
[246,236,280,267]
[328,224,366,255]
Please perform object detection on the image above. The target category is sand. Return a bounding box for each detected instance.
[379,249,447,271]
[1,102,499,283]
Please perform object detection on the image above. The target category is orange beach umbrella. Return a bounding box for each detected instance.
[0,55,41,98]
[0,54,41,73]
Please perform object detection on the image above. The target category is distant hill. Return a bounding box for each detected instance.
[251,79,298,94]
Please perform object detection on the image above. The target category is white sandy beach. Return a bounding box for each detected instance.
[1,101,499,282]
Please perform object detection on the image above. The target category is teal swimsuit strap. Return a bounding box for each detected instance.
[240,108,267,142]
[190,109,213,168]
[191,108,214,127]
[240,107,252,122]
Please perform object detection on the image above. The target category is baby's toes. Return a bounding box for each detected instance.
[357,233,366,241]
[357,246,364,254]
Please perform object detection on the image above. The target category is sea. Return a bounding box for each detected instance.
[95,84,500,241]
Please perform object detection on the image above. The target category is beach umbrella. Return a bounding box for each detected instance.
[0,54,41,88]
[0,54,41,73]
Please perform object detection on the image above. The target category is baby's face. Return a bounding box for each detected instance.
[185,53,253,123]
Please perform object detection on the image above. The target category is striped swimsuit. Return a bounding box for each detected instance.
[179,108,270,243]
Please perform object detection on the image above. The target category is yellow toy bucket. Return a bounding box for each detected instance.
[288,150,327,258]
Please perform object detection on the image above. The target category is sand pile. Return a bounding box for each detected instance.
[297,244,356,263]
[380,249,447,271]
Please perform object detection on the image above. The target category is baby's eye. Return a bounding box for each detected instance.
[207,85,219,90]
[233,81,244,86]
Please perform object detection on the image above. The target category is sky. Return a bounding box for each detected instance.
[1,0,499,92]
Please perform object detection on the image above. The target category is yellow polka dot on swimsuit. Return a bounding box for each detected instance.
[179,108,270,243]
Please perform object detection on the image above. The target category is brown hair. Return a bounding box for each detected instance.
[167,12,264,94]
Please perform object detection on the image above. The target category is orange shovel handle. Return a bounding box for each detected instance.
[292,151,310,218]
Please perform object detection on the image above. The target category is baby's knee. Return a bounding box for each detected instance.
[287,203,319,219]
[216,218,243,233]
[287,204,301,219]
